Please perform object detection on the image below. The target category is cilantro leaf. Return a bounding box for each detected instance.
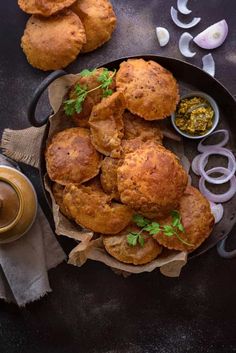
[80,69,96,77]
[127,232,139,246]
[64,99,76,116]
[163,225,173,232]
[98,68,116,96]
[133,214,150,228]
[162,225,174,237]
[103,88,113,97]
[75,84,87,94]
[144,222,160,235]
[177,223,185,232]
[171,210,180,227]
[97,68,110,82]
[138,234,145,247]
[163,231,174,237]
[64,68,116,117]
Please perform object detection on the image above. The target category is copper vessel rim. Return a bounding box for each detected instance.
[0,175,24,234]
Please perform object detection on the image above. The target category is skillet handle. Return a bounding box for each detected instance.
[217,235,236,259]
[28,70,67,127]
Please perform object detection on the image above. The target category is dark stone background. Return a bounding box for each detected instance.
[0,1,236,352]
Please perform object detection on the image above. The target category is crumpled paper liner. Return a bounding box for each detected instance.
[68,238,187,277]
[45,74,188,278]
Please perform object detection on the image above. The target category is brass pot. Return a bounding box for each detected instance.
[0,166,37,244]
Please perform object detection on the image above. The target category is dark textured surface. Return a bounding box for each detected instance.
[0,1,236,353]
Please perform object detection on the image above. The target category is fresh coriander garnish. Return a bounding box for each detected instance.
[127,231,145,247]
[64,68,116,116]
[79,68,96,77]
[127,211,193,248]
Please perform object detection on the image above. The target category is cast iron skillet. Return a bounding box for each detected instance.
[27,55,236,259]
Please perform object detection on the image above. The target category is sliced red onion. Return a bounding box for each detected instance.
[194,20,228,49]
[177,0,192,15]
[202,54,215,77]
[170,7,201,29]
[156,27,170,47]
[179,32,196,58]
[209,201,224,223]
[191,154,204,175]
[199,167,236,203]
[198,148,236,184]
[198,129,229,152]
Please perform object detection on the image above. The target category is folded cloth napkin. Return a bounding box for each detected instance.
[0,127,66,306]
[1,126,45,168]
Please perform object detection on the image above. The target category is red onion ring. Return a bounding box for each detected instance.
[209,201,224,223]
[191,154,204,175]
[198,129,229,152]
[198,147,236,184]
[199,167,236,203]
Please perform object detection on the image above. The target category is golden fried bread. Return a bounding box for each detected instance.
[21,10,86,71]
[18,0,76,16]
[117,142,188,218]
[71,0,116,53]
[100,157,120,200]
[116,59,179,120]
[121,137,145,155]
[63,183,133,234]
[103,225,162,265]
[68,68,116,127]
[89,92,125,158]
[153,186,214,252]
[52,183,72,219]
[123,111,163,144]
[45,128,102,185]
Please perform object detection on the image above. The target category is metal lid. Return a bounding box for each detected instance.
[0,178,23,233]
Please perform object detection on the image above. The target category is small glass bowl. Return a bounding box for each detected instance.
[171,91,219,139]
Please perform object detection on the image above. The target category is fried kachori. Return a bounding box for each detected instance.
[18,0,76,16]
[63,183,133,234]
[89,92,125,158]
[68,68,116,127]
[100,157,120,200]
[153,186,214,252]
[45,127,102,185]
[71,0,117,53]
[103,225,162,265]
[116,58,179,120]
[52,183,72,219]
[117,142,188,218]
[123,111,163,144]
[121,137,145,155]
[21,10,86,71]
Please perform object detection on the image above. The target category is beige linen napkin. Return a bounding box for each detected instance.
[0,129,66,306]
[1,126,45,168]
[0,207,66,306]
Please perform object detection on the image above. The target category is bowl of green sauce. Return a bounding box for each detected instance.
[171,91,219,139]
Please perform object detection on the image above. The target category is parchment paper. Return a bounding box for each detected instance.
[45,74,188,278]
